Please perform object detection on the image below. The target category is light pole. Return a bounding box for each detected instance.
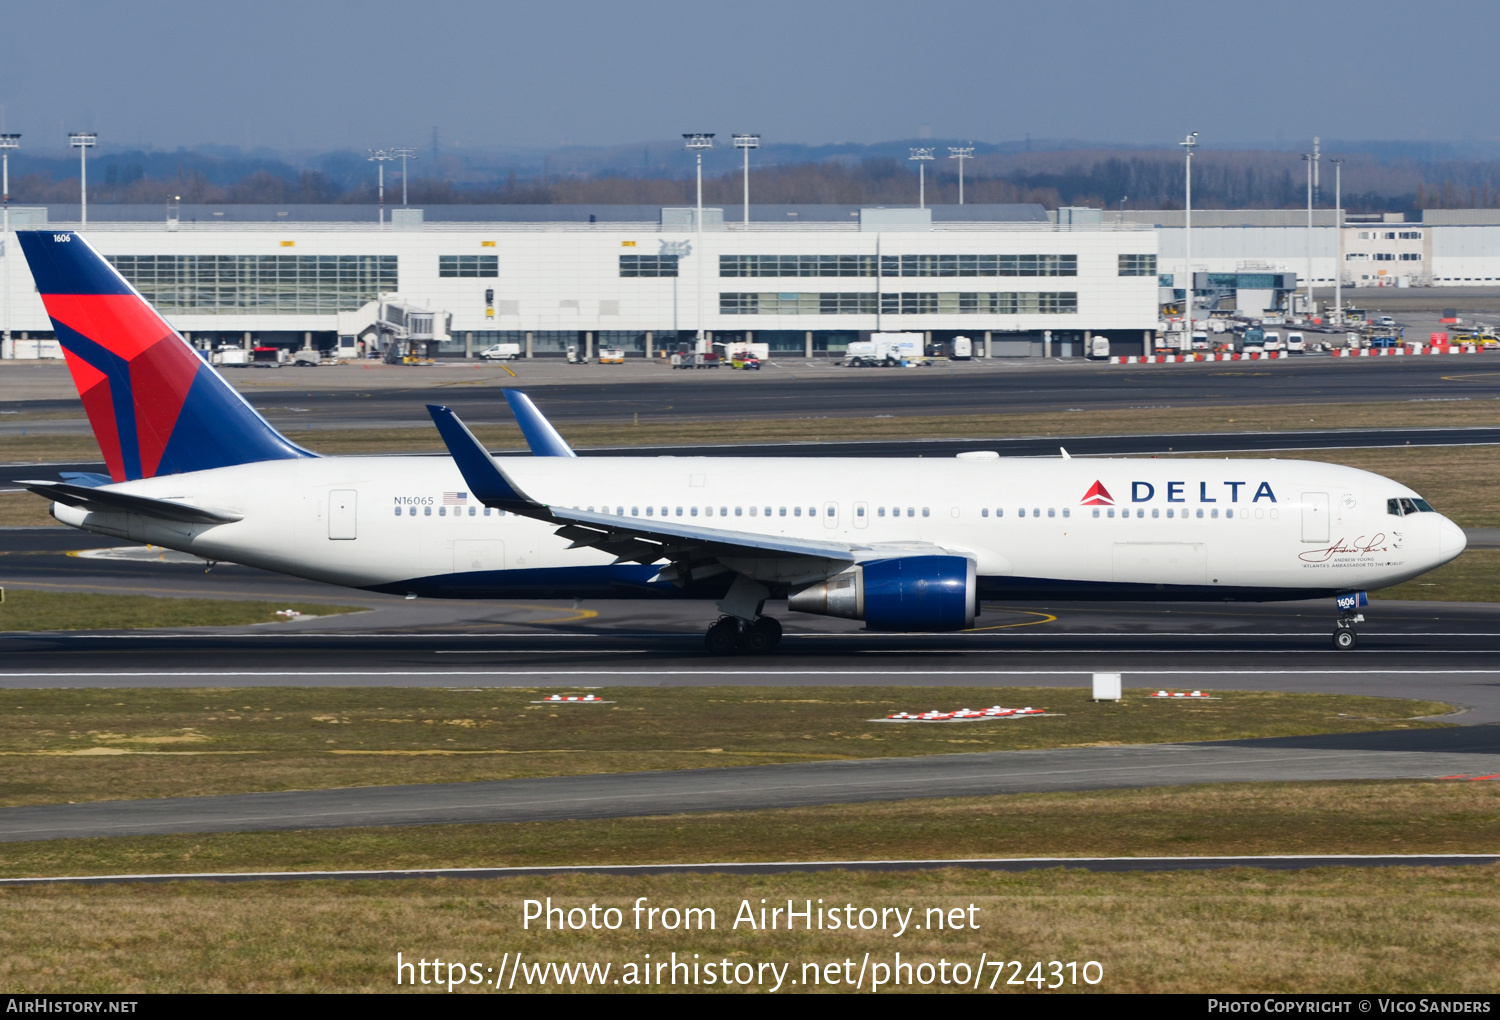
[683,133,714,344]
[367,149,396,224]
[1302,151,1315,320]
[948,146,973,205]
[391,147,418,206]
[69,132,96,226]
[1,133,17,350]
[733,134,759,226]
[1331,157,1345,324]
[909,148,934,210]
[1179,131,1197,328]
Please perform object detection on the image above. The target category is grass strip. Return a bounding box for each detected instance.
[0,590,363,633]
[3,397,1499,465]
[1376,548,1500,602]
[1181,444,1500,528]
[2,780,1495,879]
[0,847,1496,991]
[0,687,1452,807]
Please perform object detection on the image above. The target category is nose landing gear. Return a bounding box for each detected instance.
[704,615,782,655]
[1332,591,1369,652]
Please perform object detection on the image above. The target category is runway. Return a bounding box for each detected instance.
[2,731,1496,842]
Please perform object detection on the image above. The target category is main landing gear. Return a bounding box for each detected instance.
[704,615,783,656]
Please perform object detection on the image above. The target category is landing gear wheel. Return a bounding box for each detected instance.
[741,617,782,654]
[1333,628,1357,651]
[705,618,739,656]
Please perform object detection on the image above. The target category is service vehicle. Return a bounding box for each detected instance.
[480,343,522,361]
[14,228,1468,655]
[1242,328,1265,352]
[1190,331,1210,350]
[292,350,322,367]
[1284,332,1305,353]
[1376,316,1397,328]
[598,348,626,365]
[252,346,287,368]
[846,332,923,367]
[730,350,761,370]
[1262,331,1282,351]
[211,346,249,367]
[951,336,973,360]
[1087,335,1111,359]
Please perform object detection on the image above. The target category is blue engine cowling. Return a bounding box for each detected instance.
[787,555,976,632]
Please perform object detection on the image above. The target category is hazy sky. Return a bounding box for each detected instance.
[3,0,1496,155]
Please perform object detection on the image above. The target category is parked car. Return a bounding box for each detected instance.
[1375,316,1397,328]
[1284,331,1305,353]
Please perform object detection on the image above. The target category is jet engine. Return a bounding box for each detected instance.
[787,555,976,631]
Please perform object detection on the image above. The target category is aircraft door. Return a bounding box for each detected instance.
[853,501,869,529]
[823,501,839,529]
[328,490,357,540]
[1301,492,1329,543]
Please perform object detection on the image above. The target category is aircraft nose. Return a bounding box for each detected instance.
[1439,518,1467,558]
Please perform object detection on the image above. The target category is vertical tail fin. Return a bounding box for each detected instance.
[17,230,314,481]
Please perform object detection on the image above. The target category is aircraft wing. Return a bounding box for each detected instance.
[426,403,856,579]
[17,480,244,525]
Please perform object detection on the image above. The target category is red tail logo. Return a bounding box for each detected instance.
[1081,480,1114,505]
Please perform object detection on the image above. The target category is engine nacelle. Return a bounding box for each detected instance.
[787,555,976,632]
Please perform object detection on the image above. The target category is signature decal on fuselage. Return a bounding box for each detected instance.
[1298,534,1390,564]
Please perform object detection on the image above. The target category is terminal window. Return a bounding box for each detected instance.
[620,255,679,277]
[879,254,1077,277]
[439,255,498,277]
[720,292,876,315]
[107,254,397,315]
[880,291,1078,315]
[720,255,876,277]
[721,291,1077,315]
[1118,254,1157,276]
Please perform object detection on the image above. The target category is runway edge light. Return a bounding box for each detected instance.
[1092,672,1122,701]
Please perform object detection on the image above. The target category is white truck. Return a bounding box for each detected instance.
[846,332,924,367]
[950,335,973,360]
[1284,331,1305,353]
[1262,331,1282,351]
[1087,335,1111,359]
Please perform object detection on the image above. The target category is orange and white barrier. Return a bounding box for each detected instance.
[1112,345,1489,364]
[1335,344,1483,356]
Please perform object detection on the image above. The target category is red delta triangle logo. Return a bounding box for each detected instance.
[1080,481,1114,506]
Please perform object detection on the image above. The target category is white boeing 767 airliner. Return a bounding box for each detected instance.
[15,230,1467,653]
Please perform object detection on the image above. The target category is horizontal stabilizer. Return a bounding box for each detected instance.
[19,481,243,525]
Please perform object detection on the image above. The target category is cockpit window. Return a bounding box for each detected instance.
[1388,497,1435,516]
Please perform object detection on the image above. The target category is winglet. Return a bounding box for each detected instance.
[426,404,543,513]
[502,389,576,457]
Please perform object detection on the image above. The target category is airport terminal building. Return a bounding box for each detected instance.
[0,204,1160,359]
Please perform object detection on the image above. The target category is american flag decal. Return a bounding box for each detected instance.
[443,491,468,505]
